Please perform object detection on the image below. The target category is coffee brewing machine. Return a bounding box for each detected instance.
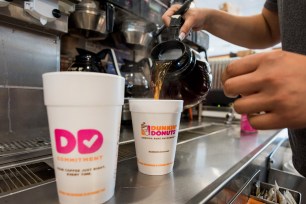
[60,0,210,122]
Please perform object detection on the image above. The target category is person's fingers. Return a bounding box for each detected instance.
[221,53,267,98]
[162,4,181,26]
[221,53,266,84]
[222,72,261,98]
[179,32,186,41]
[233,93,273,114]
[248,112,283,129]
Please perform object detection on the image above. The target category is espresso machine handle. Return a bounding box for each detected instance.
[106,3,115,33]
[98,49,122,76]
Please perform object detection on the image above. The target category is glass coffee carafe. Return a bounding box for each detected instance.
[121,58,152,98]
[150,40,212,108]
[150,1,212,109]
[67,48,121,76]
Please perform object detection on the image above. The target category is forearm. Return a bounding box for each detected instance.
[163,5,281,49]
[203,8,280,49]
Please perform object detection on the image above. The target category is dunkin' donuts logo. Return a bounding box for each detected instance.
[141,122,177,136]
[54,129,103,154]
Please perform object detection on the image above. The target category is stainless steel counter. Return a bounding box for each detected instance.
[108,123,282,204]
[0,119,286,204]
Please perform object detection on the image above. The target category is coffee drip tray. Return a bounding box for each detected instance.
[0,137,52,165]
[0,162,55,198]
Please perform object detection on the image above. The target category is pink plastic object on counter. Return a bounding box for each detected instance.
[240,114,257,134]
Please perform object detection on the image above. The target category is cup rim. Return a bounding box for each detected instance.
[129,99,184,113]
[129,99,183,103]
[43,71,125,106]
[43,71,124,80]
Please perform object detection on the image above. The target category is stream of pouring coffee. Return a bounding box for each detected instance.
[153,61,172,99]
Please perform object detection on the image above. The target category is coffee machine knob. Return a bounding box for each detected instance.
[52,9,61,18]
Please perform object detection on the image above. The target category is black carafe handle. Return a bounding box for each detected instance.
[97,49,121,76]
[154,0,193,37]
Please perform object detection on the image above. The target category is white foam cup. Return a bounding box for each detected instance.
[43,72,125,204]
[129,99,183,175]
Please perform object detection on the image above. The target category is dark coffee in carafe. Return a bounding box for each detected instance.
[151,40,212,108]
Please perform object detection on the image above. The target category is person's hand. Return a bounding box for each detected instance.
[222,50,306,129]
[162,4,210,40]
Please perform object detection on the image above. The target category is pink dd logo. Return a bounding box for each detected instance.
[54,129,103,154]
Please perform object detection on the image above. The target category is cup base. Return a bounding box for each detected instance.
[58,191,114,204]
[137,164,174,176]
[138,169,173,176]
